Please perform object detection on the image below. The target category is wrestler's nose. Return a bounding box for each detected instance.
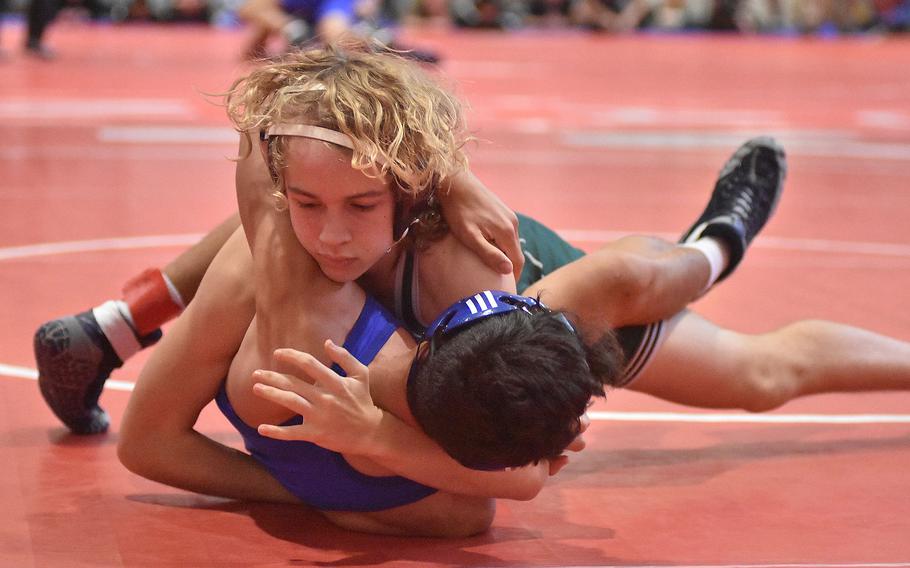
[319,211,352,246]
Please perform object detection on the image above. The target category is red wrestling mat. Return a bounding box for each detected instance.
[2,22,909,566]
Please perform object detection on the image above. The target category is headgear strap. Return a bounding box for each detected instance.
[265,124,355,150]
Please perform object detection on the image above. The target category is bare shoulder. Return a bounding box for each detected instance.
[125,227,255,433]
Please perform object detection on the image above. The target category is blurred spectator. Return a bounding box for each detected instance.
[765,0,878,33]
[22,0,60,57]
[450,0,528,28]
[235,0,438,61]
[0,0,6,59]
[568,0,713,33]
[3,0,906,39]
[3,0,117,59]
[112,0,210,20]
[236,0,354,58]
[567,0,633,31]
[874,0,910,30]
[525,0,570,27]
[561,0,904,33]
[412,0,448,22]
[352,0,440,60]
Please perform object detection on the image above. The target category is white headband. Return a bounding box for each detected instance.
[265,123,355,150]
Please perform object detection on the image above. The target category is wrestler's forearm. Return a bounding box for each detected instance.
[119,228,289,504]
[119,426,297,504]
[360,410,548,501]
[254,349,550,501]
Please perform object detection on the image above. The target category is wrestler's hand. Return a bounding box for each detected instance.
[439,170,523,281]
[252,340,383,456]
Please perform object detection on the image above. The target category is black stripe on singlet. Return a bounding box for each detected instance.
[618,320,664,387]
[400,250,426,338]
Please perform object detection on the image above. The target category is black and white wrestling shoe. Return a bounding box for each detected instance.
[34,307,160,434]
[680,136,787,282]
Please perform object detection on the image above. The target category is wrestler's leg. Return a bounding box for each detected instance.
[521,136,786,326]
[34,213,240,434]
[237,0,312,58]
[627,310,910,411]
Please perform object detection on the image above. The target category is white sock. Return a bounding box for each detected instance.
[680,237,728,293]
[93,300,142,362]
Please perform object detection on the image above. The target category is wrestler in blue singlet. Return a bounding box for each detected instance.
[216,295,437,512]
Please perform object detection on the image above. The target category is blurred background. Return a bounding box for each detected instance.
[2,0,909,61]
[3,0,910,563]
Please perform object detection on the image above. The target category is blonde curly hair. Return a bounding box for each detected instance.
[225,41,468,212]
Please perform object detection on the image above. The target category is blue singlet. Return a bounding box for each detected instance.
[216,295,438,512]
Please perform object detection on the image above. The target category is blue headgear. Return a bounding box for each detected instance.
[421,290,574,346]
[410,290,576,471]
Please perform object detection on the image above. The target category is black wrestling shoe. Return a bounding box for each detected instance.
[34,309,161,434]
[680,136,787,282]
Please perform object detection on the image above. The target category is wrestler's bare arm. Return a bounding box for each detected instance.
[118,229,298,503]
[525,236,713,333]
[241,161,551,501]
[116,227,502,538]
[253,344,552,501]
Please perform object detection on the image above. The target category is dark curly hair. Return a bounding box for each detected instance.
[406,309,625,470]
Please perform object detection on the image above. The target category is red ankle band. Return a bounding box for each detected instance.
[122,268,183,336]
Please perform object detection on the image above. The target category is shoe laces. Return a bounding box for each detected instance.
[729,184,755,221]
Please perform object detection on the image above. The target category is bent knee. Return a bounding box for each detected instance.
[116,435,147,477]
[422,496,495,537]
[439,498,496,537]
[737,334,806,412]
[739,373,791,412]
